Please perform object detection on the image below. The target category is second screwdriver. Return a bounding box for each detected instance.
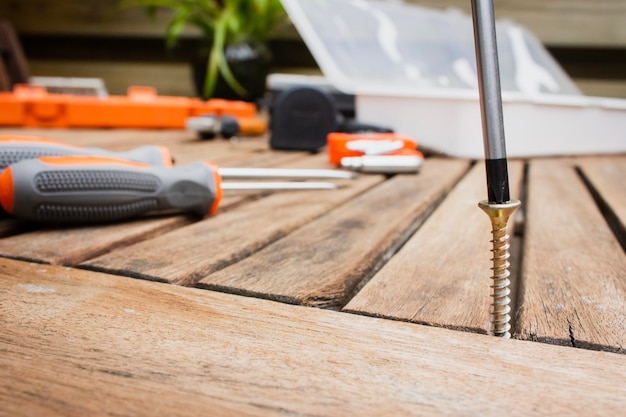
[0,135,174,171]
[0,156,343,224]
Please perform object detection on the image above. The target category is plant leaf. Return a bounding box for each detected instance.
[204,13,227,98]
[165,8,190,48]
[218,52,246,96]
[121,0,286,98]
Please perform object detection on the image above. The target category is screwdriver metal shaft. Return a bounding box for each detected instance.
[340,155,423,174]
[471,0,521,338]
[217,167,356,180]
[471,0,510,204]
[222,182,337,191]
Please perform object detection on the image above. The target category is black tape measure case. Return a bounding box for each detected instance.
[269,86,338,151]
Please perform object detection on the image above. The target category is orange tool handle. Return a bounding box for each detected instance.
[0,156,222,224]
[0,135,173,171]
[186,115,267,139]
[327,132,418,165]
[238,117,267,136]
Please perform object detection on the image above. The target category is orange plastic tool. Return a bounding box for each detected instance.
[327,132,419,165]
[0,84,258,129]
[186,114,267,139]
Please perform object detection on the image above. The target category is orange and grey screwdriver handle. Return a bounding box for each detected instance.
[0,156,222,223]
[0,135,173,171]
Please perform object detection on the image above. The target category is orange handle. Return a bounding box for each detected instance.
[327,132,418,165]
[238,117,267,136]
[0,156,221,224]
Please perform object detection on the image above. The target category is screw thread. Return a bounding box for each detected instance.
[488,222,512,337]
[478,199,521,338]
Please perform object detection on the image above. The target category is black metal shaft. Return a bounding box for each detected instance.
[471,0,510,204]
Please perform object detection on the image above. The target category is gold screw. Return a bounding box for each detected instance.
[478,199,521,338]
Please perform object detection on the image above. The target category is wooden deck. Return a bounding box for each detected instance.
[0,127,625,416]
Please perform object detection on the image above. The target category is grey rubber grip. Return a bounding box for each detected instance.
[5,159,218,223]
[0,142,170,171]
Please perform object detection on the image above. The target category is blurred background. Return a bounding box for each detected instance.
[1,0,624,98]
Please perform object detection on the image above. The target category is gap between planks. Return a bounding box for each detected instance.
[196,158,471,309]
[344,160,525,334]
[575,156,626,252]
[78,156,384,285]
[513,157,626,353]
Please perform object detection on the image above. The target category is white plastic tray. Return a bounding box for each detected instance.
[356,89,626,157]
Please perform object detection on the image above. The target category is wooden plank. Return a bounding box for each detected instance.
[514,159,626,353]
[344,161,524,333]
[2,258,626,417]
[198,158,470,308]
[0,216,193,266]
[577,156,626,249]
[80,157,383,286]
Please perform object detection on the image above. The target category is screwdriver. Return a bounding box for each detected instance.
[471,0,521,338]
[0,156,346,224]
[0,135,174,171]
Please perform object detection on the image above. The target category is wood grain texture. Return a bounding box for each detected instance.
[577,156,626,250]
[514,159,626,353]
[0,215,194,265]
[344,161,523,333]
[198,158,470,308]
[1,258,625,417]
[80,156,383,286]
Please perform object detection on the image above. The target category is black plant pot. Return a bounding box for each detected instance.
[192,39,272,102]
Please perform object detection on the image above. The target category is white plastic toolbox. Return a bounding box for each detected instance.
[281,0,626,157]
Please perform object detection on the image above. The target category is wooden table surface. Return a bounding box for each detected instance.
[0,127,625,416]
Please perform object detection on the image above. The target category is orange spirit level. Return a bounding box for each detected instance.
[0,84,258,129]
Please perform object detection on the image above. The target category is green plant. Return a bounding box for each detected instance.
[122,0,286,98]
